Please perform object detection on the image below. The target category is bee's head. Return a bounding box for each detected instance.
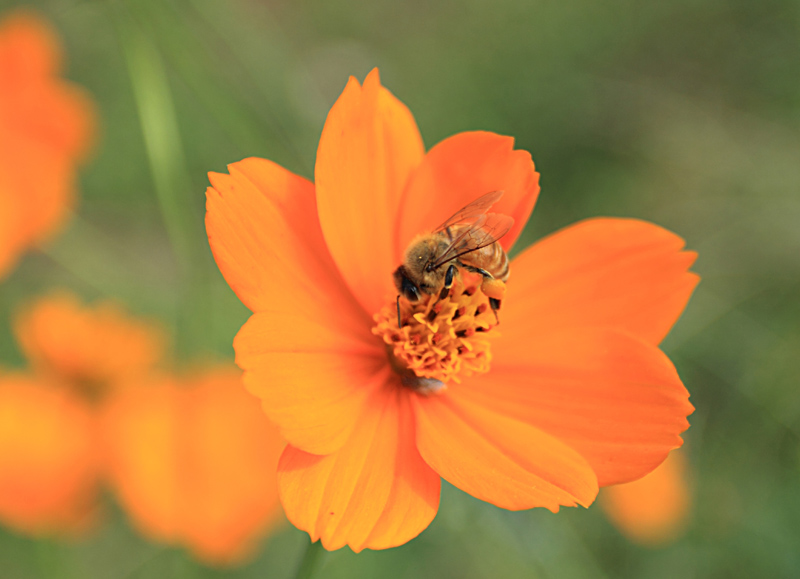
[393,266,422,302]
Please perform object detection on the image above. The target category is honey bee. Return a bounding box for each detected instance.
[393,191,513,326]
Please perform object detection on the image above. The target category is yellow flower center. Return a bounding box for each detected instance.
[372,276,497,395]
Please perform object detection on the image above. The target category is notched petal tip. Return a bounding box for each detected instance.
[205,157,357,316]
[364,67,381,85]
[315,66,424,316]
[503,217,701,346]
[474,327,693,488]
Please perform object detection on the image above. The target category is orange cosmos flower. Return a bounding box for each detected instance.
[102,368,285,566]
[0,374,99,535]
[14,292,165,396]
[0,10,95,279]
[205,69,698,552]
[0,293,163,537]
[601,449,691,546]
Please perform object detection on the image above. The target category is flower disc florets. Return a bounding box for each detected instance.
[372,276,497,394]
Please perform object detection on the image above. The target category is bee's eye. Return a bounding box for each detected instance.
[393,266,421,302]
[402,279,421,302]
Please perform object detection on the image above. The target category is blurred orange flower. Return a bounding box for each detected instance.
[14,292,165,396]
[0,293,164,537]
[102,368,285,565]
[205,69,698,551]
[601,450,691,546]
[0,10,96,280]
[0,374,99,535]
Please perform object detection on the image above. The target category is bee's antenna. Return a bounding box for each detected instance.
[396,295,402,328]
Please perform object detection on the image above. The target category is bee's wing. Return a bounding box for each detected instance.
[432,212,514,269]
[433,190,505,235]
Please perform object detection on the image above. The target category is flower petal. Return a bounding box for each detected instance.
[600,449,690,545]
[412,390,598,512]
[278,388,440,552]
[14,292,165,390]
[102,379,181,543]
[175,370,286,565]
[0,375,98,535]
[14,82,97,162]
[103,370,286,565]
[206,157,354,314]
[463,328,693,487]
[0,184,21,277]
[0,11,60,81]
[396,131,540,253]
[0,132,73,265]
[234,298,384,455]
[503,218,699,345]
[0,11,96,281]
[315,69,425,315]
[210,157,384,456]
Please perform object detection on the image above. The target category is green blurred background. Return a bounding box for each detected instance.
[1,0,799,577]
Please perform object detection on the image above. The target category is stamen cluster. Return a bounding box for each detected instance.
[372,278,497,394]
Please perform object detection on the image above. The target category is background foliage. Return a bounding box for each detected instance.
[1,0,799,577]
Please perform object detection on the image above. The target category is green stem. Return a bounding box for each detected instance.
[293,539,325,579]
[119,17,196,279]
[115,5,207,355]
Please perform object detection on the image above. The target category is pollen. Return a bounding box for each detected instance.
[372,277,497,395]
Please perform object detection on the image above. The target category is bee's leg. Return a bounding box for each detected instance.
[427,265,458,322]
[482,279,506,323]
[440,264,457,300]
[488,298,501,323]
[458,262,491,279]
[459,262,505,323]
